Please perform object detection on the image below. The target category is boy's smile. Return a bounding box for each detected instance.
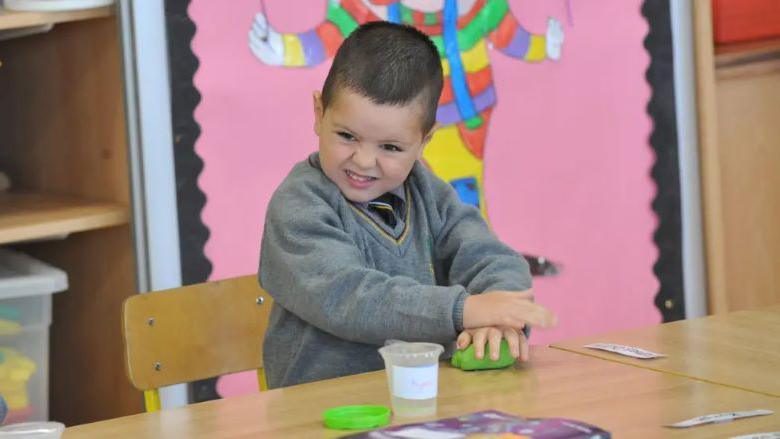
[314,88,433,203]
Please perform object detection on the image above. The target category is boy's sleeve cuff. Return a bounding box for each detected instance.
[452,290,469,333]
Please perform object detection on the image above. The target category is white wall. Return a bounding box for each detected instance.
[671,0,708,318]
[119,0,188,409]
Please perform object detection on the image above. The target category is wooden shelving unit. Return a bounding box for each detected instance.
[693,1,780,314]
[0,5,142,425]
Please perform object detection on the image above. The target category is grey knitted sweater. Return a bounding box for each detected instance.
[259,153,531,388]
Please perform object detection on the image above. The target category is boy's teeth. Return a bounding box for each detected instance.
[347,171,373,182]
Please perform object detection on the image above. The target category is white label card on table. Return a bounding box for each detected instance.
[392,365,438,400]
[667,409,774,428]
[583,343,665,359]
[731,433,780,439]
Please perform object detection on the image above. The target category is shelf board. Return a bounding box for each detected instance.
[716,36,780,67]
[0,5,113,31]
[0,192,129,245]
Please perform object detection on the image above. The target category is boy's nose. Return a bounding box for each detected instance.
[351,146,376,170]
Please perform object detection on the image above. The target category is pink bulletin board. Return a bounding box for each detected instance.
[184,0,660,397]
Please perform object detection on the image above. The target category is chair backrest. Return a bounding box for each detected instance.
[122,275,273,391]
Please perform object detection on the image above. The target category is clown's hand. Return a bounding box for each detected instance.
[546,17,564,61]
[249,12,284,66]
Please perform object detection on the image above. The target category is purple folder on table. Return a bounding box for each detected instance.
[343,409,610,438]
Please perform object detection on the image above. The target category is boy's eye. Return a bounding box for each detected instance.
[337,131,356,141]
[380,144,402,152]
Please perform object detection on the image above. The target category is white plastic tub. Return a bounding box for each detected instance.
[0,249,67,424]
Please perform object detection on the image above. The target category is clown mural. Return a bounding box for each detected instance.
[248,0,564,220]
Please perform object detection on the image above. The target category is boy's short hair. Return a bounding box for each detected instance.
[321,21,443,134]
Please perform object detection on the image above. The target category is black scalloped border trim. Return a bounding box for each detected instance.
[165,0,218,402]
[165,0,212,287]
[166,1,686,403]
[642,0,685,322]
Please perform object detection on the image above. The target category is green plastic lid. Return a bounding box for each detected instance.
[322,405,391,430]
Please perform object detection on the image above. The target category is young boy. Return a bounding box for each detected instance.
[259,21,556,389]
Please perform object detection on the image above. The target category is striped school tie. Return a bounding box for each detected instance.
[368,193,401,228]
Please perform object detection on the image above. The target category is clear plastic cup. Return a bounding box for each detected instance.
[378,341,444,418]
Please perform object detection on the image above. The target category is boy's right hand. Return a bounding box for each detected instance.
[457,326,529,362]
[462,290,557,331]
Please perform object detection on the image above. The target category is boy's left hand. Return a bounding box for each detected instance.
[456,326,529,362]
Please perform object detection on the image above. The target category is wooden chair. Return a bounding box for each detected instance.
[122,275,273,412]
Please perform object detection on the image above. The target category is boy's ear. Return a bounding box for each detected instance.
[313,91,324,136]
[417,123,438,159]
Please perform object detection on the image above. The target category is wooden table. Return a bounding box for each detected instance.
[552,305,780,397]
[65,347,780,438]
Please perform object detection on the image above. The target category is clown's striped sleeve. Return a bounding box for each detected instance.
[485,0,548,62]
[278,0,380,67]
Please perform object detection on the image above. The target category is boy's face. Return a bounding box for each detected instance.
[313,88,433,203]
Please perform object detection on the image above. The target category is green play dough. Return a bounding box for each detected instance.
[451,340,515,371]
